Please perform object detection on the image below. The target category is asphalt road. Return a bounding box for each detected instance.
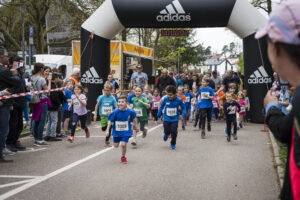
[0,121,279,200]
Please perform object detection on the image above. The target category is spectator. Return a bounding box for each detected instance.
[256,0,300,199]
[189,74,200,90]
[156,68,176,94]
[217,70,241,94]
[169,71,178,88]
[107,74,119,90]
[211,70,222,91]
[0,46,21,162]
[130,64,148,88]
[68,67,80,85]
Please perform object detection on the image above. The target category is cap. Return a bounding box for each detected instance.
[72,67,80,75]
[255,0,300,45]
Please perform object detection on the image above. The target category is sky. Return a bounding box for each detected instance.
[195,28,243,54]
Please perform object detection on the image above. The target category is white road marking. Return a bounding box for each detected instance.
[0,180,33,189]
[0,175,41,179]
[0,124,162,200]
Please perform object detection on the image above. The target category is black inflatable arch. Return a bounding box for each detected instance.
[81,0,272,123]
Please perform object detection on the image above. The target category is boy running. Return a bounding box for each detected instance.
[94,83,117,147]
[106,95,138,164]
[223,92,240,142]
[157,85,186,150]
[184,85,193,125]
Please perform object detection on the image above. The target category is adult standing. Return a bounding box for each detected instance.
[30,63,52,146]
[257,1,300,199]
[216,70,241,94]
[130,64,148,88]
[211,70,222,91]
[188,74,200,90]
[0,46,20,162]
[68,67,80,85]
[156,68,176,93]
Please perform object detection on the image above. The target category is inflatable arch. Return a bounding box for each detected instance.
[81,0,272,123]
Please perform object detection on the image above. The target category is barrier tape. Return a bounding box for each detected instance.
[0,87,66,100]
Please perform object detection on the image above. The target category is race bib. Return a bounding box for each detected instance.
[134,108,143,117]
[186,97,190,103]
[213,102,218,108]
[240,107,246,113]
[102,106,112,115]
[228,106,236,115]
[153,102,159,108]
[166,108,177,116]
[201,92,210,99]
[115,121,129,131]
[73,101,80,106]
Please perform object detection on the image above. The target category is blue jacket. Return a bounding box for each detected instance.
[157,96,186,122]
[196,87,214,108]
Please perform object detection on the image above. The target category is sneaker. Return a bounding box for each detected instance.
[163,134,168,142]
[3,148,16,156]
[201,130,205,139]
[170,144,176,150]
[142,128,148,138]
[34,140,48,146]
[104,141,112,147]
[233,133,238,140]
[121,156,127,164]
[75,127,81,131]
[227,135,231,142]
[6,144,18,152]
[239,123,243,128]
[182,125,185,130]
[207,124,211,132]
[67,136,74,143]
[131,139,137,146]
[85,127,90,138]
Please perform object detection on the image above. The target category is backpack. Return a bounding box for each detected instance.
[30,78,41,104]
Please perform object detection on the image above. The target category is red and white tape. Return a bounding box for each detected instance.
[0,87,66,100]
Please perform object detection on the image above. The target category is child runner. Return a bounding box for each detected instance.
[223,92,240,142]
[184,85,193,126]
[62,81,73,136]
[106,95,138,164]
[177,86,186,130]
[191,85,198,123]
[151,88,161,124]
[143,85,153,119]
[131,86,150,146]
[237,92,247,128]
[157,85,186,150]
[94,83,117,147]
[127,85,136,108]
[196,78,214,139]
[242,89,250,122]
[212,94,219,121]
[67,84,90,143]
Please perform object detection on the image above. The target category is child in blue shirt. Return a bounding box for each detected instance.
[94,83,117,147]
[62,81,73,136]
[106,95,138,164]
[184,85,193,125]
[196,78,214,138]
[157,85,186,150]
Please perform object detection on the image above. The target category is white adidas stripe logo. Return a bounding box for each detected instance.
[248,66,272,84]
[160,0,186,15]
[81,67,103,84]
[156,0,191,22]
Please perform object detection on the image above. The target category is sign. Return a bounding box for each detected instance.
[161,29,189,37]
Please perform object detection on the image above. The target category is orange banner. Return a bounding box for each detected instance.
[72,40,81,66]
[122,43,154,58]
[110,41,120,66]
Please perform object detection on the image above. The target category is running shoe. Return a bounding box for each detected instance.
[104,141,112,147]
[3,147,16,156]
[142,128,148,138]
[131,139,137,146]
[201,130,205,139]
[233,133,238,140]
[163,134,168,142]
[85,127,90,138]
[75,127,81,131]
[67,136,74,143]
[207,124,211,132]
[182,125,185,130]
[170,144,176,150]
[121,156,127,164]
[227,135,231,142]
[34,140,48,146]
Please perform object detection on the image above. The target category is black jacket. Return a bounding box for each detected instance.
[0,65,21,106]
[266,86,300,200]
[48,82,66,111]
[156,76,176,93]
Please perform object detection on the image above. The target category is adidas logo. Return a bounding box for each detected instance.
[81,67,103,84]
[156,0,191,22]
[248,66,272,84]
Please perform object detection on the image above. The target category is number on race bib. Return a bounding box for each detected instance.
[153,102,159,108]
[213,102,218,108]
[228,106,236,115]
[186,97,190,103]
[240,107,246,113]
[166,108,177,116]
[134,108,143,117]
[201,92,210,99]
[102,106,112,115]
[115,121,129,131]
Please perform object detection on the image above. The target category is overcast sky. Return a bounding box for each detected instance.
[195,28,243,54]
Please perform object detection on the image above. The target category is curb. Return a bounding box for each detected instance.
[268,131,284,187]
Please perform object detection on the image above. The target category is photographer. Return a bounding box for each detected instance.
[256,0,300,199]
[0,47,21,162]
